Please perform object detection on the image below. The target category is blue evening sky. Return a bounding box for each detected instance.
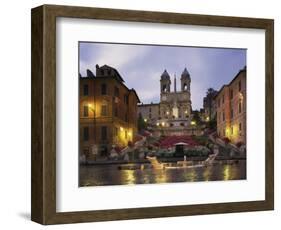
[79,42,246,110]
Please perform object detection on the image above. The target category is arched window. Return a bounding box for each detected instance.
[162,84,167,92]
[183,83,188,91]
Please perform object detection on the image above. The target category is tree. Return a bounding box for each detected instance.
[205,88,217,120]
[192,110,201,124]
[137,113,147,131]
[207,117,217,130]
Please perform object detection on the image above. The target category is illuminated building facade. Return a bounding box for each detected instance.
[215,67,246,144]
[79,64,140,158]
[138,68,198,135]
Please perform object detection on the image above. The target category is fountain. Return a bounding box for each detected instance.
[146,152,218,170]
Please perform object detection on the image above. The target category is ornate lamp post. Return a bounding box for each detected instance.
[88,103,97,160]
[191,120,196,135]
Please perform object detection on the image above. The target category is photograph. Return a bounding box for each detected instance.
[29,4,274,224]
[78,42,247,187]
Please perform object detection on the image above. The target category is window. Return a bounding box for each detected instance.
[83,127,89,141]
[114,107,118,117]
[230,89,233,99]
[231,108,234,119]
[222,95,224,104]
[125,130,128,139]
[222,111,225,121]
[101,126,107,140]
[149,113,152,119]
[100,69,104,75]
[124,95,129,105]
[83,84,89,96]
[239,101,242,113]
[162,85,167,92]
[83,105,88,117]
[114,86,119,97]
[101,105,107,116]
[149,107,152,112]
[238,81,241,92]
[239,123,242,131]
[101,83,107,95]
[231,126,234,135]
[218,98,220,107]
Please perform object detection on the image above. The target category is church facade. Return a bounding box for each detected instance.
[138,68,202,136]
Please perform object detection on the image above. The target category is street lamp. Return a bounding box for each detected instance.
[88,103,97,160]
[191,120,196,135]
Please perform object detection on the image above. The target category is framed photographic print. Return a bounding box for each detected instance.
[31,4,274,225]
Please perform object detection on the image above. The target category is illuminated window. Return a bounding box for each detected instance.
[231,126,234,135]
[83,105,88,117]
[125,130,128,139]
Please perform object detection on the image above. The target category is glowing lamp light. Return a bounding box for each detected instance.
[206,116,210,122]
[191,121,196,126]
[166,111,169,115]
[144,118,147,122]
[120,127,124,131]
[128,132,132,137]
[161,122,165,126]
[156,122,160,126]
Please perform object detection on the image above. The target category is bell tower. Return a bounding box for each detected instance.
[181,67,191,92]
[160,69,171,94]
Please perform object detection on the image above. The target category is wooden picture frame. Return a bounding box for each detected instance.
[31,4,274,225]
